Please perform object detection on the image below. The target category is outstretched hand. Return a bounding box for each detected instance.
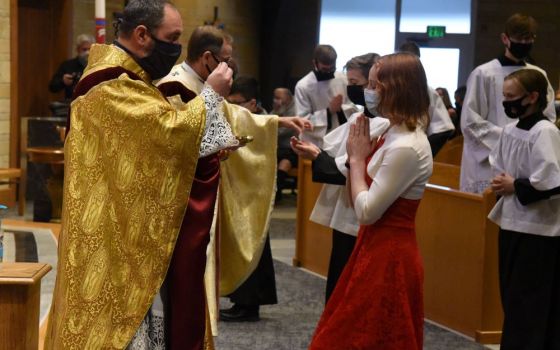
[279,116,313,135]
[290,137,321,160]
[206,62,233,97]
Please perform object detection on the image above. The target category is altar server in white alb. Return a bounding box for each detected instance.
[295,44,357,147]
[489,68,560,350]
[460,13,556,193]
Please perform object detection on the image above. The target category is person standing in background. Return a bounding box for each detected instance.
[460,13,556,193]
[48,34,94,100]
[295,44,355,147]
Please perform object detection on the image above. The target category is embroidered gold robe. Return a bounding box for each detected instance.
[44,44,207,349]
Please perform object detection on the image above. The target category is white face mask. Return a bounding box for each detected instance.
[364,88,381,116]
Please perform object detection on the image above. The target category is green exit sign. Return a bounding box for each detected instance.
[427,25,446,38]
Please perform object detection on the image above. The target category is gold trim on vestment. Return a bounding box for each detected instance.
[44,44,207,349]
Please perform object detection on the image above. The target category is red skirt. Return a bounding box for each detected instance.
[309,198,424,350]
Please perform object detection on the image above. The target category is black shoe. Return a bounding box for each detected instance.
[219,304,260,322]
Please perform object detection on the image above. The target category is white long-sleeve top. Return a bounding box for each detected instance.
[459,58,556,193]
[295,71,356,147]
[353,123,433,225]
[309,113,390,236]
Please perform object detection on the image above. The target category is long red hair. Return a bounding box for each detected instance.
[375,53,430,130]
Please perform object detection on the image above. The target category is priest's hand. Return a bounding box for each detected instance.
[491,173,515,196]
[207,62,233,97]
[290,137,321,160]
[279,116,312,135]
[347,115,372,165]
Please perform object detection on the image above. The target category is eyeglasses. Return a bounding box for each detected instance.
[211,52,232,65]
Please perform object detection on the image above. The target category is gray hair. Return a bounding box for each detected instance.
[117,0,175,38]
[76,34,94,47]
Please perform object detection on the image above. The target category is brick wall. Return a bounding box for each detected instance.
[0,0,9,168]
[475,0,560,90]
[73,0,261,78]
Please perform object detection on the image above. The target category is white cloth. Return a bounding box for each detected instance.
[488,119,560,237]
[310,113,390,236]
[354,123,433,225]
[294,71,357,147]
[459,59,557,193]
[159,61,205,94]
[427,87,455,135]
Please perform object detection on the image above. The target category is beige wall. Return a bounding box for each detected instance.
[73,0,261,78]
[0,0,9,168]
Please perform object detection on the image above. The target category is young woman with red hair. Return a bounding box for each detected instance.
[309,52,433,350]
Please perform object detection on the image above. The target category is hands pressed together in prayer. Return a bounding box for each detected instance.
[329,94,343,113]
[491,173,515,196]
[347,115,375,166]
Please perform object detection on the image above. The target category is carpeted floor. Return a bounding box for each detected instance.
[217,259,488,350]
[216,198,490,350]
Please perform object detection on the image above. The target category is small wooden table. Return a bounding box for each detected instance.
[0,168,25,216]
[0,262,51,350]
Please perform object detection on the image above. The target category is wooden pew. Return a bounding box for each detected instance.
[434,135,463,166]
[416,185,502,344]
[293,159,332,276]
[0,263,51,350]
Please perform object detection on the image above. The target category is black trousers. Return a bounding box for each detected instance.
[325,229,357,303]
[228,234,277,306]
[428,130,454,157]
[499,229,560,350]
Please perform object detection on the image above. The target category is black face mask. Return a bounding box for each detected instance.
[508,40,533,60]
[346,85,374,118]
[138,35,182,80]
[314,69,335,82]
[503,95,529,119]
[347,85,365,105]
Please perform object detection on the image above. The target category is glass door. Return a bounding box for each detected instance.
[395,0,474,94]
[319,0,397,68]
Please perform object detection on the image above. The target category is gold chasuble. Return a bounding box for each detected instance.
[218,101,278,294]
[45,44,207,349]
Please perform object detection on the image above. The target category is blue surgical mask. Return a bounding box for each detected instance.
[364,88,381,116]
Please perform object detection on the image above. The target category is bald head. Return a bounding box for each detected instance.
[273,88,293,112]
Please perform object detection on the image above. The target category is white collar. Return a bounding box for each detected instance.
[181,61,205,85]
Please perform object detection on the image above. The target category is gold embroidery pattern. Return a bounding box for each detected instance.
[45,44,207,349]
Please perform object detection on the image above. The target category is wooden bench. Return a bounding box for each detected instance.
[0,262,51,350]
[0,168,26,216]
[434,135,463,166]
[416,186,502,343]
[293,159,332,276]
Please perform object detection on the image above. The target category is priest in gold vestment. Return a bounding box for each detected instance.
[45,1,238,349]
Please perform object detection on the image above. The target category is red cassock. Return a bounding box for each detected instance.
[159,81,220,350]
[309,145,424,350]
